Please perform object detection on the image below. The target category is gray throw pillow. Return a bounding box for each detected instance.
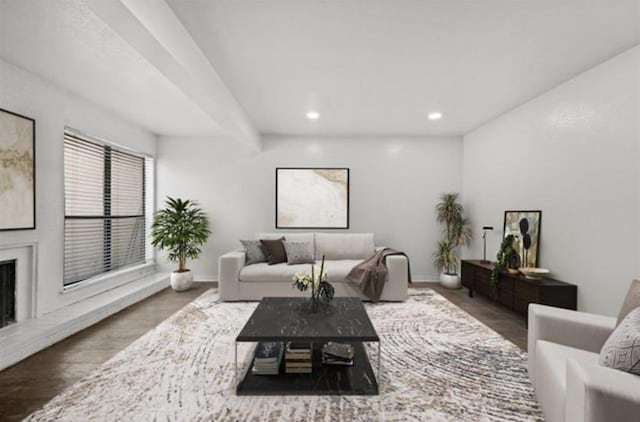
[283,241,315,265]
[240,240,267,265]
[599,307,640,375]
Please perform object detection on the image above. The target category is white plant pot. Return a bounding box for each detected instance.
[439,273,461,289]
[170,270,194,292]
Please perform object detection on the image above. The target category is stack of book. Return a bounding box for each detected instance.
[252,341,284,375]
[285,342,312,374]
[322,342,354,366]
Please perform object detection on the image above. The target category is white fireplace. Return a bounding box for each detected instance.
[0,244,36,326]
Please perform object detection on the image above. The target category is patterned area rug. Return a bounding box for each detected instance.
[25,289,543,421]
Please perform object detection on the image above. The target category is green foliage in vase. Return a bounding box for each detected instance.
[433,193,471,275]
[151,197,211,273]
[491,234,518,298]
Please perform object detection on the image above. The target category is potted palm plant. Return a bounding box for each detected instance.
[433,192,471,288]
[151,197,211,291]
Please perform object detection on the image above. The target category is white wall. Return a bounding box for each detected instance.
[463,45,640,316]
[157,135,463,281]
[0,59,157,316]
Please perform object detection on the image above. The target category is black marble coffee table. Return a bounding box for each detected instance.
[234,297,381,395]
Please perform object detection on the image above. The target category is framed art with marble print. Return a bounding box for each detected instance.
[276,168,349,229]
[0,108,35,231]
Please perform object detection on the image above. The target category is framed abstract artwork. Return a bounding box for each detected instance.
[0,108,35,231]
[276,168,349,229]
[503,210,541,268]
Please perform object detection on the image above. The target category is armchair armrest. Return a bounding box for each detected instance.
[528,304,615,383]
[566,359,640,422]
[218,250,245,301]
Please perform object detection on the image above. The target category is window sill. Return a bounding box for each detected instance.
[61,261,155,294]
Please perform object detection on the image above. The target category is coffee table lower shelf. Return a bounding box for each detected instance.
[236,341,379,396]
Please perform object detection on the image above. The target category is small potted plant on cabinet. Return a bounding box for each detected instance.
[151,197,211,291]
[490,234,519,297]
[433,193,472,288]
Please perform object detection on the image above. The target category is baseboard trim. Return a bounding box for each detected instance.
[0,273,169,371]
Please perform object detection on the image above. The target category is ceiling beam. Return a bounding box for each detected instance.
[89,0,261,151]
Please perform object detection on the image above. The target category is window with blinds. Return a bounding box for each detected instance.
[64,131,151,286]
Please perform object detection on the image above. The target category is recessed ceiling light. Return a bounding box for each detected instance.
[428,112,443,120]
[306,111,320,120]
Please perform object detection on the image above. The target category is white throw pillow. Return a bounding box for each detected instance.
[599,307,640,375]
[315,233,375,260]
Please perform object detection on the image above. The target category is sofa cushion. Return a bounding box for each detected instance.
[256,233,315,256]
[315,233,375,260]
[600,307,640,375]
[239,260,363,283]
[534,340,599,422]
[240,240,267,265]
[283,241,315,265]
[260,238,287,265]
[617,280,640,326]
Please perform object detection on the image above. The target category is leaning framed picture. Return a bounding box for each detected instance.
[0,108,35,231]
[276,168,349,229]
[503,210,541,268]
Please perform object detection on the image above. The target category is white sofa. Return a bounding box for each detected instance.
[218,232,409,301]
[528,304,640,422]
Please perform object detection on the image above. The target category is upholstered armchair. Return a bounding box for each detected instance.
[528,304,640,422]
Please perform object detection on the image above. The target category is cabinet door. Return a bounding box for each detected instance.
[461,262,475,290]
[497,276,514,309]
[514,281,540,315]
[476,268,492,297]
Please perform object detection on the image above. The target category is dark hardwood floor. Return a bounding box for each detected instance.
[427,283,528,349]
[0,282,526,421]
[0,283,214,422]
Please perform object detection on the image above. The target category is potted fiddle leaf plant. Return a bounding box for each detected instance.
[433,193,472,288]
[151,197,211,291]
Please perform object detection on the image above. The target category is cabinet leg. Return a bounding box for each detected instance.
[468,289,473,298]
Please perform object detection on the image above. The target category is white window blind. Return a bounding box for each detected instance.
[64,131,149,286]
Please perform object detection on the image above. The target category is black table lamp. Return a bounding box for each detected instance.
[482,226,494,263]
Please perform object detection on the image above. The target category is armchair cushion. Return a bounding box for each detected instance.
[600,307,640,375]
[534,340,599,422]
[566,358,640,422]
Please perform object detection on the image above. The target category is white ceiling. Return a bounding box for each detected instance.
[168,0,640,136]
[0,0,221,137]
[1,0,639,138]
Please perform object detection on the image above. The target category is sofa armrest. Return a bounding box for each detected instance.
[218,250,245,301]
[566,359,640,422]
[528,304,615,383]
[384,254,409,300]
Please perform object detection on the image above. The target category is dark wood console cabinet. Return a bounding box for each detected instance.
[461,260,577,316]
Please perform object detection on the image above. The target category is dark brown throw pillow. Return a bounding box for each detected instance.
[260,237,287,265]
[617,279,640,326]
